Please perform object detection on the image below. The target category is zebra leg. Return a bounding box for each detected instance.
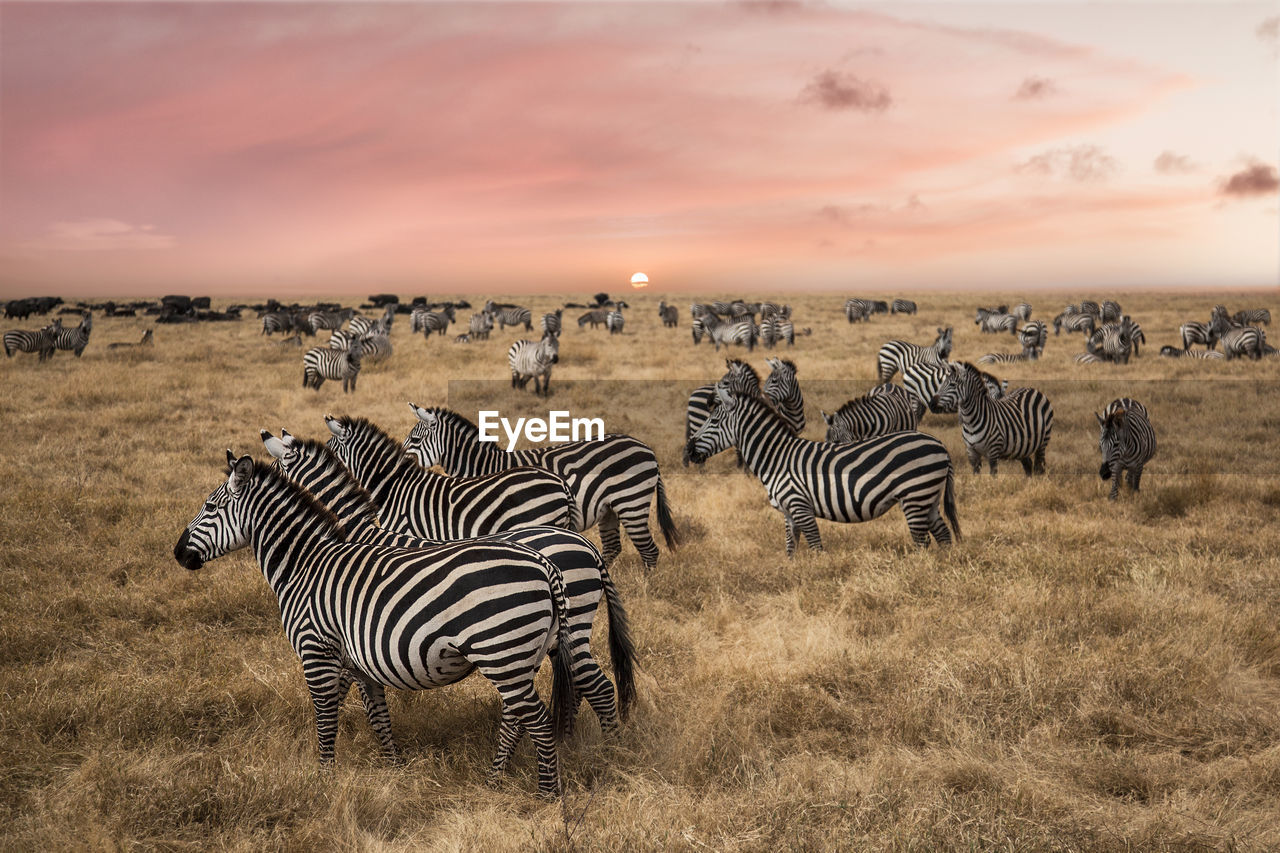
[301,657,346,764]
[900,500,935,547]
[355,679,402,765]
[1128,465,1143,493]
[787,501,822,553]
[965,446,982,475]
[1020,458,1033,477]
[598,506,623,565]
[927,503,953,546]
[569,650,620,734]
[1034,447,1047,475]
[490,679,560,798]
[619,507,660,569]
[987,455,998,477]
[1109,463,1122,500]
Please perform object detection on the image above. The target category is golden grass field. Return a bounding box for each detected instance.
[2,289,1278,851]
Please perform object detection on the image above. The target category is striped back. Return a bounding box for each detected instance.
[823,384,919,443]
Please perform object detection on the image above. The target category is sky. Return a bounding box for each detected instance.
[0,1,1277,297]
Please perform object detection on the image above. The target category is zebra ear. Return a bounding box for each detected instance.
[225,448,236,467]
[1095,412,1105,427]
[715,383,735,407]
[821,410,832,425]
[325,416,345,438]
[261,431,287,459]
[410,403,437,427]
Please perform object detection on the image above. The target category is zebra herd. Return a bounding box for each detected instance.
[1175,304,1271,360]
[4,312,93,361]
[690,300,808,351]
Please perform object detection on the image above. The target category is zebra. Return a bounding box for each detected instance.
[1053,312,1096,337]
[903,359,1006,416]
[52,312,92,357]
[1019,320,1047,357]
[1220,325,1265,360]
[508,332,560,396]
[357,332,392,364]
[1100,300,1122,323]
[694,311,756,351]
[929,361,1053,476]
[322,414,574,538]
[578,308,610,329]
[262,428,636,734]
[762,357,805,435]
[976,309,1019,334]
[107,329,154,350]
[3,321,59,361]
[1011,302,1032,322]
[822,383,920,443]
[414,305,455,339]
[405,405,680,568]
[876,327,953,384]
[890,299,918,315]
[469,311,494,340]
[1074,352,1106,364]
[658,302,678,328]
[605,309,625,335]
[1159,345,1223,360]
[174,452,577,797]
[541,309,563,338]
[683,359,762,467]
[686,387,960,554]
[1233,308,1271,326]
[308,309,353,334]
[1096,399,1156,500]
[977,351,1032,365]
[1087,319,1135,363]
[758,313,795,348]
[844,298,874,323]
[485,301,534,332]
[303,339,362,393]
[260,311,295,335]
[349,306,395,337]
[1180,321,1219,351]
[1078,300,1101,316]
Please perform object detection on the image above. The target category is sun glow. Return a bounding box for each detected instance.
[630,272,649,289]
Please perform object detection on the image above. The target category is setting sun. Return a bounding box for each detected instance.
[630,272,649,289]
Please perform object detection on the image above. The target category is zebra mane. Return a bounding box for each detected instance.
[240,458,348,541]
[286,436,382,516]
[769,358,797,375]
[725,359,760,386]
[417,407,480,434]
[722,389,790,426]
[333,415,423,469]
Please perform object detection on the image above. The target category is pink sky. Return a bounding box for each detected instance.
[1,1,1276,297]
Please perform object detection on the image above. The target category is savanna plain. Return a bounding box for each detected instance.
[1,289,1278,852]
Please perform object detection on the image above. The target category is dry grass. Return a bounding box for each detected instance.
[2,290,1278,851]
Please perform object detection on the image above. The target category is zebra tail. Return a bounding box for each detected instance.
[599,563,637,721]
[655,474,681,549]
[546,562,578,743]
[943,464,962,543]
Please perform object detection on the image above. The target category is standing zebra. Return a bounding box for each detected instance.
[1019,320,1047,357]
[261,429,636,735]
[405,405,680,569]
[486,301,534,332]
[890,299,918,315]
[904,360,1006,416]
[469,311,494,340]
[357,332,392,364]
[686,387,960,553]
[1053,312,1096,337]
[976,309,1019,334]
[174,452,577,797]
[822,383,920,443]
[1087,319,1135,363]
[876,327,953,384]
[1011,302,1033,322]
[303,339,362,393]
[4,321,59,361]
[309,308,353,334]
[1220,325,1265,360]
[349,306,395,337]
[508,332,560,396]
[578,308,610,329]
[930,361,1053,476]
[52,312,92,357]
[322,415,574,537]
[1232,308,1271,326]
[541,309,563,338]
[605,309,625,335]
[693,311,756,351]
[762,357,805,435]
[416,305,455,339]
[758,312,795,348]
[1096,399,1156,500]
[1180,321,1219,351]
[1100,300,1122,323]
[658,302,678,327]
[844,298,874,323]
[683,359,761,467]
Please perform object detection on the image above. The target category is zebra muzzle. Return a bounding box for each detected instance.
[173,529,204,571]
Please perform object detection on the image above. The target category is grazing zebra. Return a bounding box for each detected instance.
[658,302,678,327]
[260,311,293,335]
[1233,308,1271,326]
[1096,399,1156,500]
[1220,325,1265,360]
[541,309,563,337]
[1011,302,1032,322]
[52,312,92,357]
[405,405,680,568]
[694,311,756,350]
[485,301,534,332]
[3,321,58,361]
[822,383,920,443]
[686,387,960,553]
[930,361,1053,476]
[578,308,609,329]
[303,339,362,393]
[174,452,576,797]
[1053,312,1095,337]
[762,357,805,435]
[844,298,874,323]
[107,329,154,350]
[469,311,494,340]
[1100,300,1122,322]
[308,309,353,334]
[1159,345,1223,360]
[890,299,918,315]
[262,429,637,734]
[605,309,624,335]
[876,327,953,384]
[508,332,560,396]
[1180,321,1219,351]
[976,309,1019,334]
[683,359,761,467]
[414,306,455,339]
[322,415,573,537]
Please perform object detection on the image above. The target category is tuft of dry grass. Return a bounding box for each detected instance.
[1,289,1278,850]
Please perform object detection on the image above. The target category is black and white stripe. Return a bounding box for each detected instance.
[1220,325,1265,360]
[303,340,362,392]
[469,311,494,340]
[844,298,874,323]
[683,359,761,466]
[308,309,354,334]
[685,388,960,554]
[1180,321,1218,351]
[541,309,563,337]
[1011,302,1033,322]
[1100,300,1122,323]
[876,326,953,384]
[1053,312,1096,336]
[930,361,1053,476]
[1096,398,1156,500]
[414,305,455,338]
[1159,345,1223,360]
[890,299,918,315]
[405,405,680,568]
[822,383,920,443]
[605,309,625,335]
[904,359,1006,415]
[762,357,805,434]
[357,332,392,364]
[4,321,58,361]
[693,310,756,350]
[976,309,1019,334]
[485,301,534,332]
[52,312,92,357]
[323,415,574,536]
[508,332,560,396]
[758,313,795,348]
[174,453,576,797]
[1232,308,1271,326]
[349,306,395,337]
[578,308,610,329]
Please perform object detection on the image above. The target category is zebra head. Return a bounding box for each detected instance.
[685,384,741,464]
[539,332,560,364]
[174,450,255,571]
[935,327,954,359]
[404,403,448,469]
[1096,408,1128,479]
[762,357,797,397]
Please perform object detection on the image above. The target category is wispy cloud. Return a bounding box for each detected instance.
[39,219,175,251]
[1258,16,1280,54]
[1016,145,1118,183]
[1013,76,1056,100]
[800,70,891,112]
[1154,151,1197,175]
[1219,160,1279,197]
